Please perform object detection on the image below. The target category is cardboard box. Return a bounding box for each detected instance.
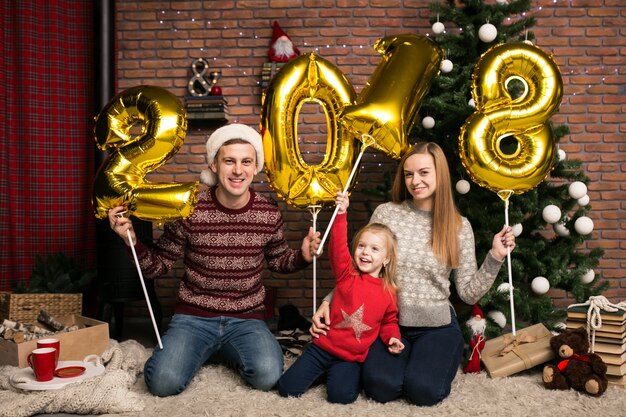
[0,315,109,368]
[481,323,556,378]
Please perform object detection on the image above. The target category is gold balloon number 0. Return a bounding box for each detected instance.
[92,86,199,222]
[458,43,563,194]
[261,53,357,209]
[261,35,443,208]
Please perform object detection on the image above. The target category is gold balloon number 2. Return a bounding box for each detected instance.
[458,42,563,194]
[92,85,199,222]
[261,34,443,208]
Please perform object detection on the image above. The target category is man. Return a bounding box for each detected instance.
[109,123,320,397]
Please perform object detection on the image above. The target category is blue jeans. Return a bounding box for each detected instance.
[277,344,361,404]
[144,314,283,397]
[361,308,464,406]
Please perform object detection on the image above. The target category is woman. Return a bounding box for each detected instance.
[311,142,515,406]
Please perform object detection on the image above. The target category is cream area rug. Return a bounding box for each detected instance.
[0,340,624,417]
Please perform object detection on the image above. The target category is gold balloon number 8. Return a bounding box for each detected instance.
[261,35,443,208]
[92,86,199,222]
[458,42,563,194]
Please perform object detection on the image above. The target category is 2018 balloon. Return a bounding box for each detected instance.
[260,53,358,208]
[92,85,198,222]
[458,42,563,194]
[340,34,443,159]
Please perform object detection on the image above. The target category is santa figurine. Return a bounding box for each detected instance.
[268,21,300,62]
[463,304,487,374]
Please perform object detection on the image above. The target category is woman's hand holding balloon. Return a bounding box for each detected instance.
[490,225,516,262]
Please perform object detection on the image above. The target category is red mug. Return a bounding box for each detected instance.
[37,338,60,367]
[27,347,57,382]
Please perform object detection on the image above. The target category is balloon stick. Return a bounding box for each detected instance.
[126,229,164,349]
[316,134,376,255]
[498,190,515,336]
[308,205,321,316]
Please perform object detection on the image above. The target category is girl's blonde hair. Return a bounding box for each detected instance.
[390,142,462,268]
[351,222,399,293]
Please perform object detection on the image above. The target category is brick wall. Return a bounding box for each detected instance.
[114,0,626,318]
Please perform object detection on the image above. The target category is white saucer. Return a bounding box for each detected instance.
[10,360,105,391]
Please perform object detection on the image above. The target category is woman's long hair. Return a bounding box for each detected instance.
[351,222,399,293]
[390,142,462,268]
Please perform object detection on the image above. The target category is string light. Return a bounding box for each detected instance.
[148,1,612,118]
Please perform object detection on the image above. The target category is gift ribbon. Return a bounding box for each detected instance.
[499,332,538,356]
[568,295,626,353]
[498,329,555,370]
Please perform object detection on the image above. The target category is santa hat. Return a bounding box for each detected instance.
[200,124,264,186]
[271,21,290,44]
[471,304,484,319]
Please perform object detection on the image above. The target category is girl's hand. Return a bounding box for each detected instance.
[310,300,331,338]
[388,337,405,354]
[490,225,516,261]
[335,190,349,215]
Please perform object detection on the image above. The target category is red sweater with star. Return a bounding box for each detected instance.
[132,187,309,320]
[313,212,401,362]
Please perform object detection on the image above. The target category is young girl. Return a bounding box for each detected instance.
[311,142,516,406]
[277,191,404,404]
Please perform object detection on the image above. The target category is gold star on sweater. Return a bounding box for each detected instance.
[335,304,372,342]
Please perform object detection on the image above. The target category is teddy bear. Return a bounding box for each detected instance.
[542,326,608,396]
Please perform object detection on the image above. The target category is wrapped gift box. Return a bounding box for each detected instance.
[0,315,109,368]
[481,323,555,378]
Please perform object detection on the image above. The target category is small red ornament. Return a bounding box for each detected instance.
[210,85,222,96]
[268,21,300,62]
[463,304,487,374]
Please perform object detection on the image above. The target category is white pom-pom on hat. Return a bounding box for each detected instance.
[200,123,264,186]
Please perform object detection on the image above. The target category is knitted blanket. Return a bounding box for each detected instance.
[0,340,150,417]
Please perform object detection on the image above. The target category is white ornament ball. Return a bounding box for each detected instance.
[581,269,595,284]
[574,216,594,235]
[478,23,498,43]
[468,98,475,108]
[422,116,435,129]
[568,181,587,199]
[487,310,507,328]
[554,221,570,237]
[497,283,511,299]
[456,179,470,194]
[557,149,566,161]
[542,204,561,224]
[511,223,523,237]
[531,276,550,295]
[554,223,570,237]
[440,59,453,73]
[577,195,590,206]
[496,0,508,4]
[432,21,445,34]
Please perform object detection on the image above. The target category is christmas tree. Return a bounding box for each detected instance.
[409,0,607,339]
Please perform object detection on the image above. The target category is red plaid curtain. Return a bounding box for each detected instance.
[0,1,96,289]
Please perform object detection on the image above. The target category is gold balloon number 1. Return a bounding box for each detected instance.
[261,34,443,208]
[458,42,563,194]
